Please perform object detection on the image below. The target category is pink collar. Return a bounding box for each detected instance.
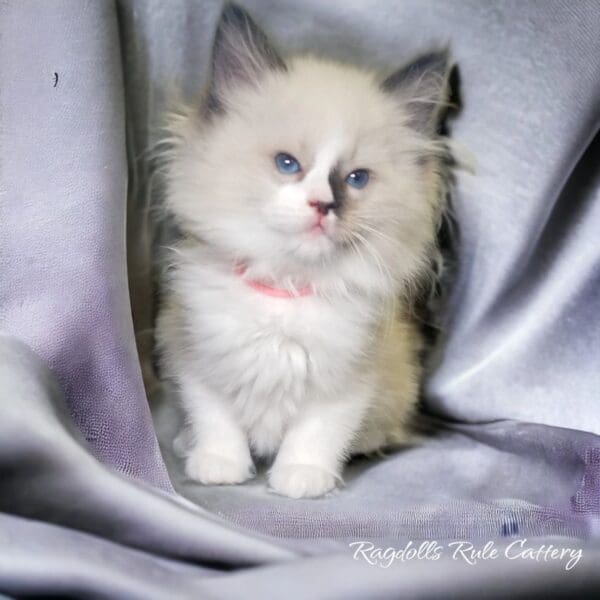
[235,264,313,298]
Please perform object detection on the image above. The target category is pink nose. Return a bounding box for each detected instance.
[308,199,332,216]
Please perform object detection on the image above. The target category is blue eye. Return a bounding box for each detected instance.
[345,169,370,189]
[275,153,301,174]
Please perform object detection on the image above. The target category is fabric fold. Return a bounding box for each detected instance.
[0,0,171,489]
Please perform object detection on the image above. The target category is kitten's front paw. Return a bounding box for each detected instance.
[269,464,338,499]
[185,449,255,485]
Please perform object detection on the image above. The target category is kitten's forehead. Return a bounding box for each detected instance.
[287,59,389,128]
[254,59,399,162]
[215,56,418,174]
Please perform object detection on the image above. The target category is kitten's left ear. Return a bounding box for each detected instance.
[206,4,287,113]
[382,50,453,136]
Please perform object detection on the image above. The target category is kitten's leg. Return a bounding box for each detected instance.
[180,378,255,485]
[269,388,370,498]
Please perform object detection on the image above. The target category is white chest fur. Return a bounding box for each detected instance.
[173,261,375,455]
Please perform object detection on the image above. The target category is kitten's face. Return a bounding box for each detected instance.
[168,6,449,289]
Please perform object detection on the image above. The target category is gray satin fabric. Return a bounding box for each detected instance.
[5,335,599,599]
[0,0,170,491]
[1,0,600,598]
[0,337,296,565]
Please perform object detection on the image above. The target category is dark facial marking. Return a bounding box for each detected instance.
[328,167,347,215]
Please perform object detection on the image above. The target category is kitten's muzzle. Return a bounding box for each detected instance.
[308,199,336,216]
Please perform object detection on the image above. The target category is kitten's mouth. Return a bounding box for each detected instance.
[307,215,334,238]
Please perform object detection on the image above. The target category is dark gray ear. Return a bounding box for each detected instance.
[382,50,452,135]
[207,4,286,113]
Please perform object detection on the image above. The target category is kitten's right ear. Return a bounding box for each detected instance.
[206,4,287,114]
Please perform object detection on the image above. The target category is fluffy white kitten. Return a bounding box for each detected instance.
[156,4,453,498]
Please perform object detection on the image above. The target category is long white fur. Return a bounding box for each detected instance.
[156,8,450,498]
